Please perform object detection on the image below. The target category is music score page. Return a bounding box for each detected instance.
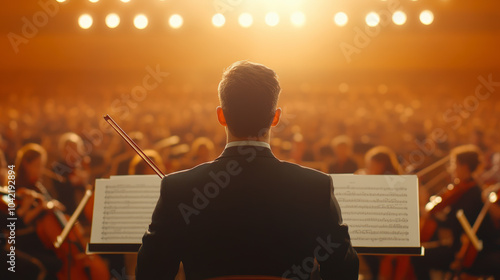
[332,174,420,249]
[89,174,421,254]
[90,175,161,244]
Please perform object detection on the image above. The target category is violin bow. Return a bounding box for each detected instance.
[104,115,165,179]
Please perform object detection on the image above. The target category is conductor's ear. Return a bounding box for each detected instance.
[217,106,227,126]
[271,107,282,127]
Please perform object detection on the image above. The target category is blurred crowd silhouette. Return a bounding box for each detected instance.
[1,83,499,279]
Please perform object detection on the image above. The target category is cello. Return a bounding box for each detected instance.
[8,182,110,280]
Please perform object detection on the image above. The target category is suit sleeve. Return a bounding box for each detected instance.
[318,176,359,280]
[136,177,182,280]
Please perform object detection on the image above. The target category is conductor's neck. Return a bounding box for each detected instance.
[226,129,271,144]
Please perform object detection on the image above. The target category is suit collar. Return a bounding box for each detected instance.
[225,140,271,149]
[216,145,276,160]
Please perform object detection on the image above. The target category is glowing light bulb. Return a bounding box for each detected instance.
[265,12,280,27]
[238,13,253,28]
[392,11,407,25]
[365,12,380,27]
[334,12,348,26]
[105,13,120,28]
[212,13,225,27]
[290,11,305,27]
[420,10,434,25]
[169,14,183,29]
[134,14,148,29]
[78,14,93,29]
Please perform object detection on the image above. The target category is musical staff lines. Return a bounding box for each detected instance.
[90,175,161,244]
[332,174,420,248]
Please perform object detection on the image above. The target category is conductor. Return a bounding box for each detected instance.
[136,61,359,280]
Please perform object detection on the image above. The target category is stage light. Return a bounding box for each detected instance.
[134,14,148,29]
[392,11,407,25]
[238,13,253,28]
[169,14,183,29]
[212,13,225,27]
[290,11,305,27]
[121,0,130,2]
[56,0,66,2]
[89,0,99,3]
[78,14,93,29]
[365,12,380,27]
[105,13,120,28]
[265,12,280,27]
[420,10,434,25]
[334,12,348,26]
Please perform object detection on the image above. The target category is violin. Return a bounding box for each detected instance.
[420,178,477,244]
[450,185,500,276]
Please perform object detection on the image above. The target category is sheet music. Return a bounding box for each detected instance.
[332,174,420,248]
[90,175,161,244]
[89,174,420,253]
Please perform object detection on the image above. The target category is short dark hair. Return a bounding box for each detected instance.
[452,145,481,173]
[218,61,281,138]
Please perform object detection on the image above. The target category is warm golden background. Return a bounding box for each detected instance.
[2,1,500,279]
[1,0,499,174]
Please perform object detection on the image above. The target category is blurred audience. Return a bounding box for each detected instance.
[1,84,499,279]
[188,137,216,167]
[363,146,403,175]
[328,135,358,174]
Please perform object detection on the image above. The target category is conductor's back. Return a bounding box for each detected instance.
[136,61,359,280]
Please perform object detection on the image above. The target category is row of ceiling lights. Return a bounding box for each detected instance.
[78,10,435,29]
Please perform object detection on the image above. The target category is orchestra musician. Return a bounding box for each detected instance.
[52,133,90,216]
[136,61,359,279]
[3,143,64,279]
[2,142,111,280]
[461,183,500,278]
[413,144,497,279]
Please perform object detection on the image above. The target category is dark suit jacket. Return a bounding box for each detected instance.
[136,145,358,280]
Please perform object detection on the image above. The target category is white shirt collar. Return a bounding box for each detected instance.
[225,141,271,149]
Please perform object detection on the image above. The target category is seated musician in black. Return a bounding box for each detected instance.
[4,143,63,279]
[136,61,359,279]
[413,144,497,279]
